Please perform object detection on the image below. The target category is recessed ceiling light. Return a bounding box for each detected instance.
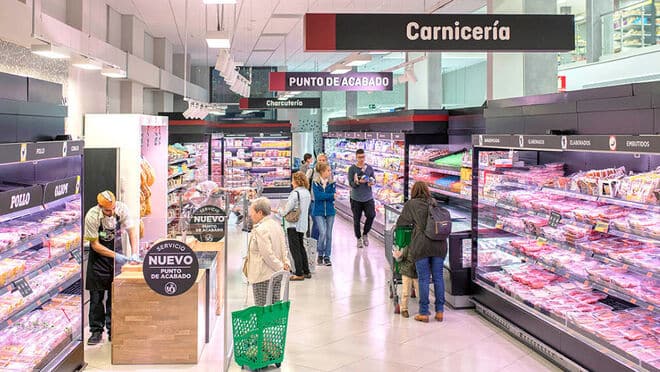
[31,44,70,59]
[101,66,126,78]
[72,56,102,70]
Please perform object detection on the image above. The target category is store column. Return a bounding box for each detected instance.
[405,52,443,109]
[487,0,558,99]
[119,14,147,113]
[153,38,174,113]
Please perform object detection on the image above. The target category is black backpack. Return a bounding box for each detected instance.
[424,200,452,241]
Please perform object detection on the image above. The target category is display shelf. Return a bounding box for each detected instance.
[251,146,291,150]
[0,272,79,332]
[0,221,80,261]
[425,183,471,201]
[411,160,463,176]
[168,171,185,180]
[38,338,82,372]
[474,277,648,372]
[330,158,402,175]
[167,216,176,225]
[168,158,187,165]
[0,245,81,297]
[168,184,186,194]
[501,181,660,213]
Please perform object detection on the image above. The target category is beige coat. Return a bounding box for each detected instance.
[245,216,291,284]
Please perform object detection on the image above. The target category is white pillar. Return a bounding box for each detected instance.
[406,52,442,109]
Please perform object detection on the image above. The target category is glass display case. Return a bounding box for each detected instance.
[0,140,85,371]
[472,134,660,372]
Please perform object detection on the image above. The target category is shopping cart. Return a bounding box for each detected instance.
[232,271,291,370]
[385,226,412,314]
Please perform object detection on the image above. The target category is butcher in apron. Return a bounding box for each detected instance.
[84,191,138,345]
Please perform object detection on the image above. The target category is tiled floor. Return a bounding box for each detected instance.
[85,215,561,372]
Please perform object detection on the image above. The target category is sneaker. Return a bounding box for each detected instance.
[324,257,332,266]
[87,332,102,345]
[357,238,364,249]
[363,234,370,247]
[401,310,410,318]
[303,273,312,279]
[317,256,324,265]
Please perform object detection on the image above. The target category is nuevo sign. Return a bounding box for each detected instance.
[239,97,321,110]
[269,72,393,92]
[189,205,226,242]
[143,240,199,296]
[304,14,575,52]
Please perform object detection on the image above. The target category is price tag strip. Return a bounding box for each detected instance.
[13,278,33,297]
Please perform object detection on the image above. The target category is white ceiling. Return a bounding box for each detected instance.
[104,0,487,72]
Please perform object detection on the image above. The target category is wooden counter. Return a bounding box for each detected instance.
[111,269,206,365]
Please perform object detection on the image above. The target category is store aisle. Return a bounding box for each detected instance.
[84,216,561,372]
[226,216,561,372]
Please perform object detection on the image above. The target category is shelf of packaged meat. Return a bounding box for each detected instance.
[0,293,82,371]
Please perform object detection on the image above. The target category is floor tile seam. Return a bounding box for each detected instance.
[494,351,538,371]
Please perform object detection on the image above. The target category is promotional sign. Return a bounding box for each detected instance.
[43,176,80,204]
[269,72,393,92]
[305,14,575,51]
[562,135,660,154]
[189,205,226,242]
[0,143,22,165]
[143,240,199,296]
[239,97,321,110]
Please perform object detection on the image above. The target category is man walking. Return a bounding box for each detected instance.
[348,149,376,248]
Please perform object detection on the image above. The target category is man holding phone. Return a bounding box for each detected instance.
[348,149,376,249]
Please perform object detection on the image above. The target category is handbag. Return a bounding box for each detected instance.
[284,190,301,223]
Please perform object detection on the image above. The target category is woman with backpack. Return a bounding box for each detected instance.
[396,182,450,323]
[278,171,312,281]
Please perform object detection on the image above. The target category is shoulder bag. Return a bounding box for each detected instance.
[284,190,301,223]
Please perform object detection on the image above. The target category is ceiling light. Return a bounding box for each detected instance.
[72,56,102,70]
[203,0,237,3]
[206,30,231,49]
[31,44,70,59]
[101,66,127,78]
[329,63,351,74]
[345,55,372,67]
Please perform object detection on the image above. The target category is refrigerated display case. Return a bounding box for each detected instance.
[471,134,660,372]
[324,110,449,239]
[0,140,85,371]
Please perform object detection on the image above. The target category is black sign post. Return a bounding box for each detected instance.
[143,240,199,296]
[189,205,227,242]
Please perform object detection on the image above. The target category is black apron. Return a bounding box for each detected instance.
[85,215,121,290]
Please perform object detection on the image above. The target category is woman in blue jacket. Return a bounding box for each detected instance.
[311,162,336,266]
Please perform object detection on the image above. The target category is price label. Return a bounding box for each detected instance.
[495,221,504,230]
[647,272,653,278]
[647,305,654,311]
[13,278,33,297]
[630,298,637,305]
[602,288,609,294]
[594,220,610,233]
[70,249,82,264]
[537,237,548,246]
[548,211,562,228]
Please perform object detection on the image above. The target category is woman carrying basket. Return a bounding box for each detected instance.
[395,182,448,323]
[245,197,291,306]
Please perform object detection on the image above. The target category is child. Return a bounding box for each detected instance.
[393,246,419,318]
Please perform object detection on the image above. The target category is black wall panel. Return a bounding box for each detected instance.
[577,109,654,135]
[0,72,28,101]
[16,115,64,141]
[0,114,18,143]
[655,109,660,134]
[523,113,578,134]
[577,95,652,113]
[28,78,63,104]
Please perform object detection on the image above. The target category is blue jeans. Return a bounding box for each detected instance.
[415,257,445,315]
[310,201,320,239]
[313,215,335,258]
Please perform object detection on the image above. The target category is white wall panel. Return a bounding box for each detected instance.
[107,5,122,48]
[127,54,159,88]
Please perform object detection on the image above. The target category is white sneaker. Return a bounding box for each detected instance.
[363,234,370,247]
[357,238,364,249]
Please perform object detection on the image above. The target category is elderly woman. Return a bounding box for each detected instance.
[279,171,312,281]
[245,197,291,306]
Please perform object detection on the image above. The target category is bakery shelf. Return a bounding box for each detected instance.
[0,272,79,332]
[167,185,186,194]
[0,245,81,297]
[411,160,463,175]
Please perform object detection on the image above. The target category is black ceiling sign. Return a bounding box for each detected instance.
[305,14,575,51]
[239,98,321,110]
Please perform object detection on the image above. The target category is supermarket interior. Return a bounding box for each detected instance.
[0,0,660,371]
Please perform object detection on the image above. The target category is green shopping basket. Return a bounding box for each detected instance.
[232,271,291,370]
